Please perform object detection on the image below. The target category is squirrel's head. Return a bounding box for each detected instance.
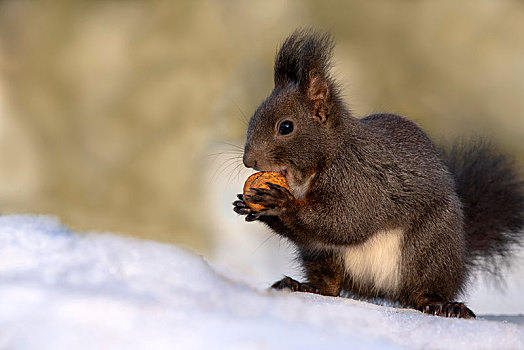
[243,30,347,192]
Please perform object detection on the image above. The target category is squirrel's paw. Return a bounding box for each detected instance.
[419,301,476,319]
[271,276,321,294]
[233,194,261,222]
[245,183,294,216]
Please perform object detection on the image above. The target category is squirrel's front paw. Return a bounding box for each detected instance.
[233,194,261,222]
[245,182,294,216]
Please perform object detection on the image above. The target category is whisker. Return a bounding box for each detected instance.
[204,152,242,175]
[226,159,244,185]
[235,161,248,182]
[228,161,242,182]
[211,157,241,183]
[233,102,250,127]
[220,141,243,150]
[205,150,243,158]
[209,140,243,150]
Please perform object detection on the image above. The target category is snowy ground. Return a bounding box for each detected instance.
[1,215,523,349]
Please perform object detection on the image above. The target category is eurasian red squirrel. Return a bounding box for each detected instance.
[233,29,524,318]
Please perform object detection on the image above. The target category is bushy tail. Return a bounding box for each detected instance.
[441,139,524,275]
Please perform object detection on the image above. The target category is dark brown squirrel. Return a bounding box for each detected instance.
[233,29,524,318]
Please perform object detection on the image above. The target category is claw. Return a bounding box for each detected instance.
[234,206,253,215]
[233,194,258,219]
[233,200,246,208]
[419,301,476,319]
[271,276,322,295]
[245,214,259,222]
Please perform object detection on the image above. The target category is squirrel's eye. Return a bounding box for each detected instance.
[278,120,294,135]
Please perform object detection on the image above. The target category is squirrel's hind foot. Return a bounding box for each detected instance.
[419,301,476,319]
[271,276,321,294]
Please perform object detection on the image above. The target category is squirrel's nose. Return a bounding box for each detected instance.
[243,151,257,169]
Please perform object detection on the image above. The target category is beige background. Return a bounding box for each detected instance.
[0,0,523,256]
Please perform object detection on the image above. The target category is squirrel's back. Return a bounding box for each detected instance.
[357,113,459,216]
[362,113,524,278]
[360,114,524,278]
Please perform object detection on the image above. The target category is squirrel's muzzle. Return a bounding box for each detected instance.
[243,147,257,169]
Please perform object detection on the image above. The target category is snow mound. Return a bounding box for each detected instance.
[0,215,523,349]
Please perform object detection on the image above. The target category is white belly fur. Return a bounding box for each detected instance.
[340,228,403,294]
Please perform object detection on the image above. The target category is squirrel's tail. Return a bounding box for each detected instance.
[441,139,524,276]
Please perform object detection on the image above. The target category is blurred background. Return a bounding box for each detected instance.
[0,0,523,311]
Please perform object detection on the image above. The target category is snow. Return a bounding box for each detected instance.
[1,215,523,349]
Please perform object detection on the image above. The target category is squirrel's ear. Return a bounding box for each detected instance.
[274,29,335,122]
[307,70,329,123]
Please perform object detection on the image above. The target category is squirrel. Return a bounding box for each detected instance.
[232,29,524,318]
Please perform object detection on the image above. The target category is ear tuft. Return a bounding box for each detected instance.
[274,29,335,90]
[273,29,337,122]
